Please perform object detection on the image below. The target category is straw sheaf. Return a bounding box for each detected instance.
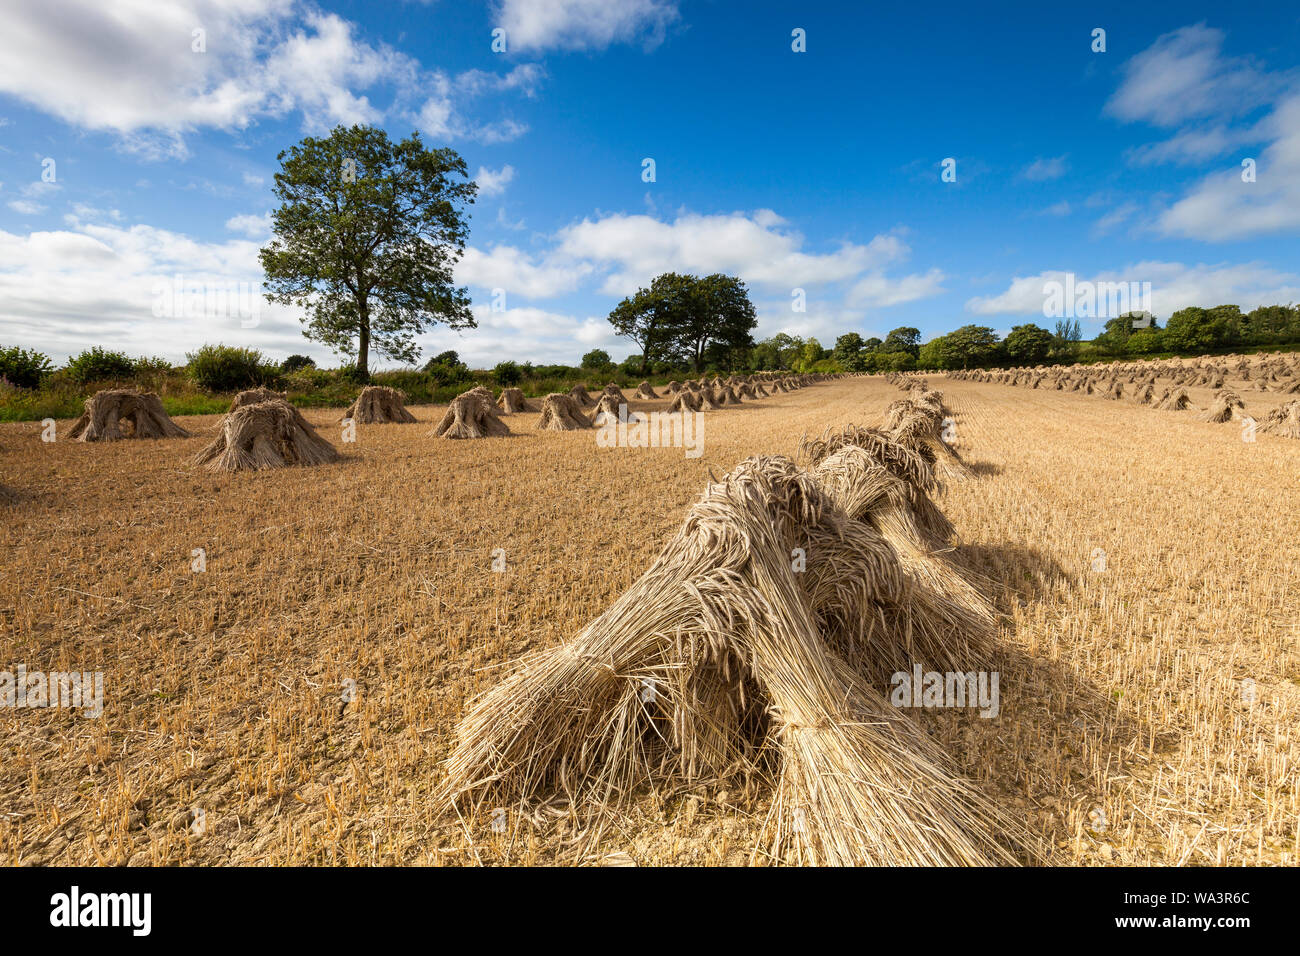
[438,451,1037,866]
[195,399,338,472]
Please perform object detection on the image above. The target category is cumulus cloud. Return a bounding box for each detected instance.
[492,0,679,52]
[475,164,516,198]
[1155,95,1300,239]
[554,211,916,297]
[966,261,1300,321]
[0,0,539,157]
[1103,24,1300,240]
[847,269,946,308]
[0,216,616,367]
[420,304,622,367]
[0,220,315,362]
[225,212,273,238]
[455,243,591,299]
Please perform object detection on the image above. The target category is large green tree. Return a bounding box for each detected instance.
[606,272,694,373]
[917,335,947,370]
[881,326,922,358]
[1163,307,1230,353]
[1243,304,1300,344]
[945,324,1003,369]
[1004,323,1054,365]
[260,125,477,377]
[833,332,866,371]
[767,332,805,368]
[669,273,759,372]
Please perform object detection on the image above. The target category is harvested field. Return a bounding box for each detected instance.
[1,373,1297,866]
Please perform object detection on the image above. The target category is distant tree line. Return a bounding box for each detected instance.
[898,304,1300,371]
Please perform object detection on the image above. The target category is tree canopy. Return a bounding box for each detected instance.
[1004,323,1053,365]
[606,272,695,373]
[606,272,757,372]
[260,124,477,377]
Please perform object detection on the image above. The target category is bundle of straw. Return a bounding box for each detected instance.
[439,450,1037,866]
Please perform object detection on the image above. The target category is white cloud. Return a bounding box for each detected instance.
[11,179,60,207]
[493,0,679,52]
[0,216,615,367]
[846,269,946,308]
[475,164,516,198]
[1155,95,1300,239]
[0,0,538,157]
[1105,24,1273,128]
[7,199,44,215]
[966,262,1300,321]
[0,220,319,362]
[66,203,123,223]
[421,305,621,367]
[242,172,265,187]
[1041,201,1071,217]
[455,244,591,299]
[1125,123,1261,166]
[752,208,787,228]
[225,212,272,238]
[413,76,531,145]
[455,210,946,320]
[0,203,950,369]
[454,64,545,98]
[1092,201,1139,237]
[496,207,525,231]
[555,211,911,296]
[1103,24,1300,240]
[1021,156,1069,181]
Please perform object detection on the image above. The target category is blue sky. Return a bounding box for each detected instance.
[2,0,1299,367]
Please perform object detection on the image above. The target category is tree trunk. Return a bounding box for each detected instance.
[357,308,370,377]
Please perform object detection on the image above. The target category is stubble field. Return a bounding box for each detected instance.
[2,372,1297,866]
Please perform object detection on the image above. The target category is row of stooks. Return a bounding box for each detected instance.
[57,372,830,472]
[953,352,1300,393]
[451,373,821,438]
[946,358,1300,438]
[434,378,1049,865]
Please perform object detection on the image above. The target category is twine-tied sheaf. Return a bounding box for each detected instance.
[438,385,1044,866]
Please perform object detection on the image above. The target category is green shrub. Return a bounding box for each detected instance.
[281,354,316,373]
[256,364,285,389]
[185,344,268,392]
[337,362,370,385]
[531,364,580,379]
[423,350,462,372]
[65,346,136,384]
[0,345,54,389]
[132,356,174,376]
[0,380,84,421]
[371,369,433,403]
[283,366,333,390]
[493,361,522,386]
[424,355,471,386]
[1126,328,1164,355]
